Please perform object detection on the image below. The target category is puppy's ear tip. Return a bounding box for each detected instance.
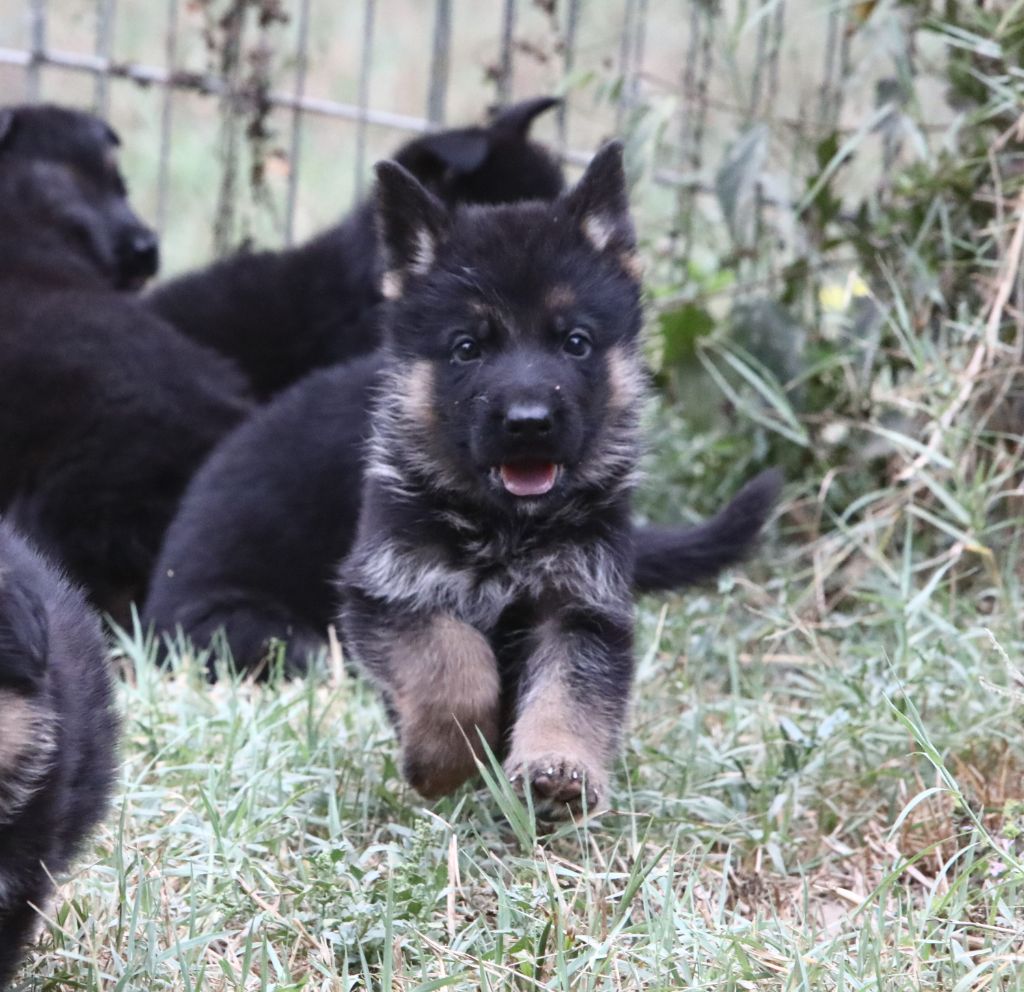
[374,160,428,206]
[487,94,562,118]
[595,140,625,166]
[374,159,404,181]
[487,95,563,135]
[570,140,629,205]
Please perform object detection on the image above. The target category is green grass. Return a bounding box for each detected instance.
[14,472,1024,989]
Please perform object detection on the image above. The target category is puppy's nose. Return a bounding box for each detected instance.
[130,230,160,275]
[504,402,553,439]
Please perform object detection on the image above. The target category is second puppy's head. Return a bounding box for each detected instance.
[373,142,646,515]
[0,104,159,289]
[394,97,565,208]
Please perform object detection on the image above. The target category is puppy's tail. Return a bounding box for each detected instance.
[632,468,782,594]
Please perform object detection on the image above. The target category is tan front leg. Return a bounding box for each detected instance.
[504,623,627,821]
[391,615,501,799]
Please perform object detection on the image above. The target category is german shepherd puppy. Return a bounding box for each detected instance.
[340,142,704,819]
[147,98,565,401]
[0,520,117,987]
[0,104,252,621]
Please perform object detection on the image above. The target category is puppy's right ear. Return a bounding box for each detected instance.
[375,161,450,300]
[488,96,561,137]
[0,108,17,148]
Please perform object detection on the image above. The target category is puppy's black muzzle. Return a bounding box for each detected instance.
[116,226,160,288]
[468,352,585,494]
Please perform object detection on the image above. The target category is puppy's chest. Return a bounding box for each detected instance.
[361,527,628,631]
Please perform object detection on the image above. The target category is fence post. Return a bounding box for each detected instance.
[284,0,312,245]
[26,0,46,100]
[426,0,452,126]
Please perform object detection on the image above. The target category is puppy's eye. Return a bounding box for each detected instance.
[563,330,592,358]
[452,336,482,363]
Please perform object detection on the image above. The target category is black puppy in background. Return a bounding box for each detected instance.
[0,104,252,622]
[147,97,565,400]
[0,520,118,987]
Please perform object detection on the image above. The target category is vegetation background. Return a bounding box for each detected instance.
[1,0,1023,988]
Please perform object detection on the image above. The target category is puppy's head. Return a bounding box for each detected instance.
[393,97,565,208]
[0,104,159,289]
[374,142,646,514]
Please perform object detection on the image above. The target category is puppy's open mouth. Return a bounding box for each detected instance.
[498,460,560,497]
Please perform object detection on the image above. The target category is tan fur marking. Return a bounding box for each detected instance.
[397,360,436,426]
[620,250,644,282]
[0,689,57,824]
[470,301,516,336]
[582,212,615,253]
[410,228,436,275]
[506,680,600,767]
[545,284,576,310]
[0,690,36,775]
[606,345,645,412]
[504,630,616,817]
[392,615,501,799]
[381,270,403,300]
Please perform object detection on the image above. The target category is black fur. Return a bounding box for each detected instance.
[0,104,253,621]
[146,98,565,401]
[0,520,117,988]
[633,468,782,593]
[144,357,382,675]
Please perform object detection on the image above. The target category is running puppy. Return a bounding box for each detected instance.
[0,520,117,987]
[339,143,779,819]
[147,98,566,400]
[0,104,252,622]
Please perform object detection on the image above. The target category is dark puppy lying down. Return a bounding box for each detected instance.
[0,104,252,621]
[0,520,117,987]
[145,145,780,818]
[148,98,565,401]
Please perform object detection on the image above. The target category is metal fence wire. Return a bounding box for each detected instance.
[0,0,951,292]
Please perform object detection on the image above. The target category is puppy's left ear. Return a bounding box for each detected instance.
[566,141,636,258]
[375,160,450,299]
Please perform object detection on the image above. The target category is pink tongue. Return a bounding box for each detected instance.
[500,461,557,497]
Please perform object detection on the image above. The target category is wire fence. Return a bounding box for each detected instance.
[0,1,952,294]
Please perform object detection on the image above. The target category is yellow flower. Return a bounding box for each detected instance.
[819,272,871,311]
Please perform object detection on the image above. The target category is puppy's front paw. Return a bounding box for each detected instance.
[400,705,499,800]
[506,755,607,821]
